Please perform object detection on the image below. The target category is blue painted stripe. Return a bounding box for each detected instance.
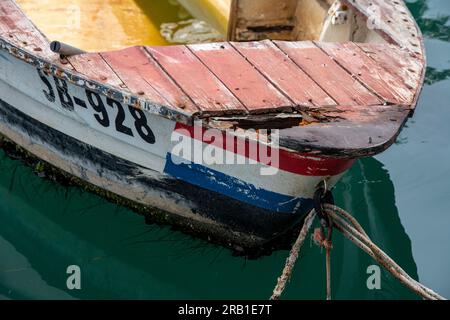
[164,154,313,214]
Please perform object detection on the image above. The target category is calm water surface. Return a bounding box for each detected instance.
[0,0,449,300]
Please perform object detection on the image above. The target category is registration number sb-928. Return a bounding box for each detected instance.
[37,69,156,145]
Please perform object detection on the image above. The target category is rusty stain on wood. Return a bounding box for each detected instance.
[0,0,60,63]
[68,53,125,88]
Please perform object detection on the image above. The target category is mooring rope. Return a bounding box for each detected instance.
[325,241,332,300]
[270,210,317,300]
[270,204,447,300]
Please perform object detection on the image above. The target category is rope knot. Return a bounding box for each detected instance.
[313,228,333,250]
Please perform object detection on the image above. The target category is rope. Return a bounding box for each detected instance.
[270,203,447,300]
[312,225,333,300]
[325,244,332,300]
[324,204,445,300]
[270,210,317,300]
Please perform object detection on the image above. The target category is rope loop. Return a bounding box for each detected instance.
[271,202,447,300]
[313,182,334,241]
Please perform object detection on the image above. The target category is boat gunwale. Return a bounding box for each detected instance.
[342,0,427,113]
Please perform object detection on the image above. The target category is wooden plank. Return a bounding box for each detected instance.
[356,43,423,108]
[232,40,336,107]
[101,47,198,114]
[189,42,293,113]
[279,104,411,157]
[275,41,382,106]
[357,43,423,85]
[145,45,247,115]
[316,41,415,105]
[228,0,298,41]
[68,53,125,88]
[343,0,424,56]
[0,0,54,58]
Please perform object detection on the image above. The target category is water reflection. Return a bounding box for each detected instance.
[332,158,419,300]
[408,0,450,42]
[0,149,419,299]
[425,67,450,85]
[408,0,450,84]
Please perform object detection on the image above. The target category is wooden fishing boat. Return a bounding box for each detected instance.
[0,0,425,251]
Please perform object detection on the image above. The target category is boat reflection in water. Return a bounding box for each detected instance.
[0,151,419,299]
[331,158,419,300]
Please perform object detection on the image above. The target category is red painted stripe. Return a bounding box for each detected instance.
[174,123,355,176]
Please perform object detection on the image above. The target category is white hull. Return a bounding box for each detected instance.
[0,45,351,248]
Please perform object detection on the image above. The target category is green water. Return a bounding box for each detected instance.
[1,0,449,300]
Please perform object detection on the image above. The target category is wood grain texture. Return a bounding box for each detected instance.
[316,41,415,105]
[231,40,336,107]
[228,0,298,41]
[101,47,198,114]
[0,0,55,58]
[68,53,125,88]
[344,0,424,56]
[189,42,294,113]
[146,45,247,115]
[356,43,423,109]
[275,41,382,106]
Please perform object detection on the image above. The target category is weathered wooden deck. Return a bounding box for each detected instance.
[0,0,426,156]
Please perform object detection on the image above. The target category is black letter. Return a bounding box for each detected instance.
[53,77,74,110]
[37,69,55,102]
[86,90,110,127]
[107,98,133,136]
